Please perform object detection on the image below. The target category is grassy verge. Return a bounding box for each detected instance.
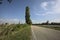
[0,24,31,40]
[36,25,60,31]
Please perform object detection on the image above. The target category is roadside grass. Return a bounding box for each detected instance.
[36,25,60,31]
[0,24,31,40]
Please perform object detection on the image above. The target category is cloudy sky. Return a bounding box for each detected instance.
[0,0,60,24]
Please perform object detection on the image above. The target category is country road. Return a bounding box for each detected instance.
[31,26,60,40]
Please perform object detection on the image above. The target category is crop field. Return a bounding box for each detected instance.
[0,24,31,40]
[36,25,60,31]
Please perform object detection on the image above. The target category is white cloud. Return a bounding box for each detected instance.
[41,2,48,10]
[0,19,20,24]
[35,11,53,16]
[50,19,60,23]
[32,0,60,23]
[52,0,60,14]
[36,0,60,16]
[32,20,41,24]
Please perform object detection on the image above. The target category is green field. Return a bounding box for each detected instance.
[0,24,31,40]
[37,25,60,31]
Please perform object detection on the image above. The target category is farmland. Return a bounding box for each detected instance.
[36,25,60,31]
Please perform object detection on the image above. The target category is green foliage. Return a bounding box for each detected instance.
[25,6,32,25]
[0,24,31,40]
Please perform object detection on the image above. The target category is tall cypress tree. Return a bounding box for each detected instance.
[25,6,32,25]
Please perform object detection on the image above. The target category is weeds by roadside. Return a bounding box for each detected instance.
[0,24,31,40]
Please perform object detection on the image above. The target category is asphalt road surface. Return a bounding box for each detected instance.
[31,26,60,40]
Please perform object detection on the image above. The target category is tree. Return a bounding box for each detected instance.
[46,20,49,25]
[0,0,3,4]
[25,6,32,25]
[7,0,12,3]
[0,0,12,4]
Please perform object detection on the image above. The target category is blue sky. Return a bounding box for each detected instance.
[0,0,60,24]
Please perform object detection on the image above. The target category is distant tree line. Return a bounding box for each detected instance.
[41,22,60,25]
[50,22,60,25]
[32,21,60,25]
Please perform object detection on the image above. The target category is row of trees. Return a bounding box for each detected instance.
[32,20,60,25]
[40,21,60,25]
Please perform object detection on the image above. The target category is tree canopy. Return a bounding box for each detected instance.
[25,6,32,25]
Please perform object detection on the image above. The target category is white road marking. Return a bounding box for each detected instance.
[31,27,37,40]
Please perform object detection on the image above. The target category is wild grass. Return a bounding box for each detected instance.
[0,24,31,40]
